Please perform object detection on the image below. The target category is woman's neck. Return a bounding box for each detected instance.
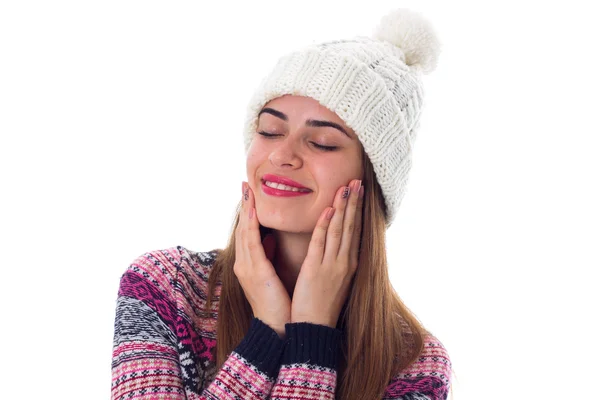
[272,230,312,298]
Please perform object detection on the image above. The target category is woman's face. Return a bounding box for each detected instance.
[246,95,364,233]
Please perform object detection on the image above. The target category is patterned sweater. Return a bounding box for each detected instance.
[111,246,452,399]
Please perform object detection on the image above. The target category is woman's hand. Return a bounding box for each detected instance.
[290,179,364,328]
[233,181,291,338]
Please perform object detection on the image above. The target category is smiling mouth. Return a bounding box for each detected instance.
[262,179,312,193]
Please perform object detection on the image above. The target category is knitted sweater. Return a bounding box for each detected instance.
[111,246,452,399]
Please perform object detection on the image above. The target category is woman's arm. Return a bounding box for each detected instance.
[268,322,343,399]
[111,251,286,400]
[267,328,452,400]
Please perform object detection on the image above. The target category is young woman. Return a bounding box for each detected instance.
[111,8,452,400]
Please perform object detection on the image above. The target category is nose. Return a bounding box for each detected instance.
[269,136,302,168]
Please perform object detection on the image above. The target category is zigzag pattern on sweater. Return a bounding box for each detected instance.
[111,246,452,399]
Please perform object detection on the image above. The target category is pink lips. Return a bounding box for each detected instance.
[262,174,310,190]
[261,174,312,197]
[261,181,312,197]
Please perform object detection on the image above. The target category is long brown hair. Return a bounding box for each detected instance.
[204,152,433,399]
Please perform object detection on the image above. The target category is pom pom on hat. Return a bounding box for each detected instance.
[373,8,442,74]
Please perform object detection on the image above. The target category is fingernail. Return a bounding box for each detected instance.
[356,180,362,192]
[244,186,249,201]
[326,207,335,219]
[342,186,350,199]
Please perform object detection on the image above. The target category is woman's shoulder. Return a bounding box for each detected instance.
[124,246,221,276]
[177,246,221,278]
[387,332,453,399]
[417,333,452,379]
[119,246,222,297]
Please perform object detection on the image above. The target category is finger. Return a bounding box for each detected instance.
[238,182,249,258]
[339,180,361,258]
[235,203,242,260]
[234,182,247,276]
[236,182,246,249]
[324,184,352,263]
[349,185,364,270]
[305,206,334,266]
[244,183,268,266]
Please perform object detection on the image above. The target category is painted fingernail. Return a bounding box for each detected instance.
[326,207,335,219]
[244,184,249,201]
[356,180,362,192]
[342,186,350,199]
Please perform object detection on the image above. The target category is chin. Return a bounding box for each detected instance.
[256,210,314,234]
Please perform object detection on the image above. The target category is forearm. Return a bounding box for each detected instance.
[269,322,343,399]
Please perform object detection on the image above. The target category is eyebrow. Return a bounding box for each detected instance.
[258,107,351,139]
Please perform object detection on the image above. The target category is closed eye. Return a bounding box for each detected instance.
[257,131,338,152]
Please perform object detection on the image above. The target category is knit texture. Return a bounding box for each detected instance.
[111,246,452,399]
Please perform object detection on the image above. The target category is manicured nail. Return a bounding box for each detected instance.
[342,186,350,199]
[244,184,249,201]
[326,208,335,219]
[355,180,362,193]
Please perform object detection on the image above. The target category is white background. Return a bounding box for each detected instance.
[1,1,599,399]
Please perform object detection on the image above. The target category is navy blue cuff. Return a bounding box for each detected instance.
[233,317,286,379]
[282,322,343,370]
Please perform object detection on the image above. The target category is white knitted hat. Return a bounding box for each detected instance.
[242,8,442,228]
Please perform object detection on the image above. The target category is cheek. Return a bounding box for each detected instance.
[246,147,269,184]
[312,166,342,198]
[247,139,269,162]
[314,158,361,194]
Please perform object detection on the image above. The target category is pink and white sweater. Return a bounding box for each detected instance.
[111,246,452,399]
